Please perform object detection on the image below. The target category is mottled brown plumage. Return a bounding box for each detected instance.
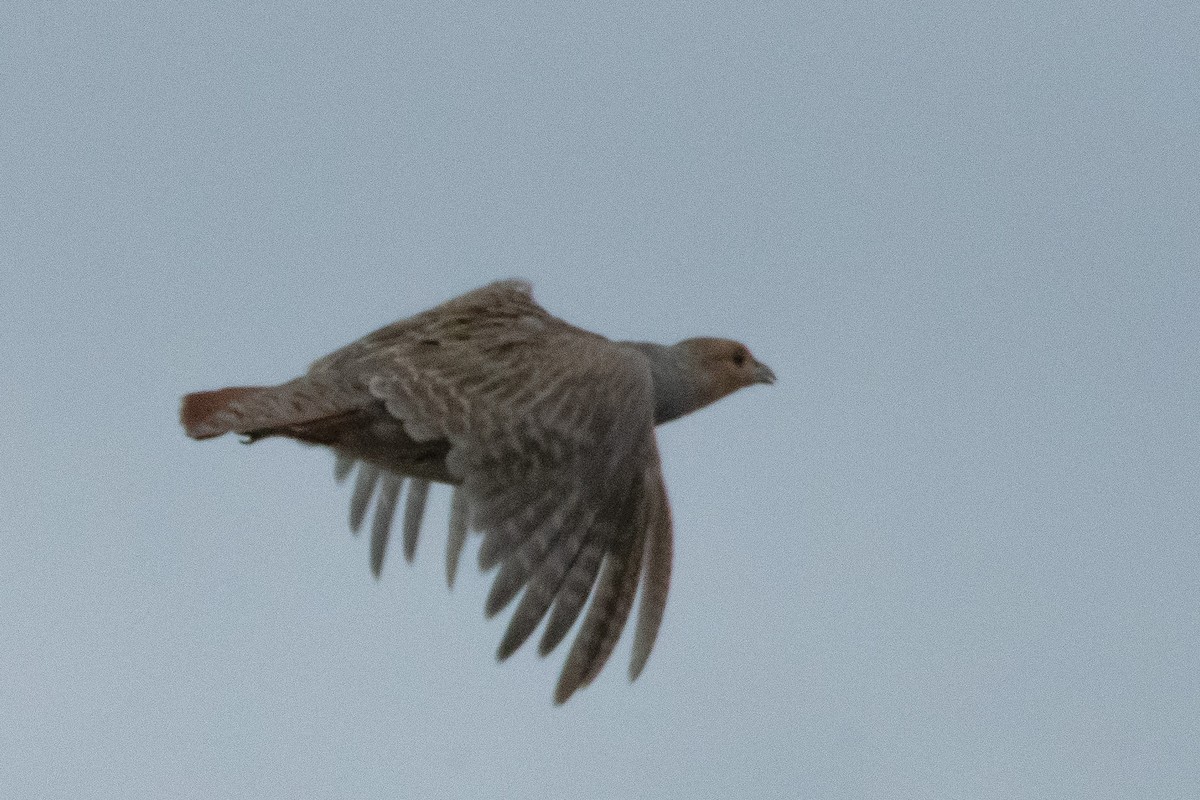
[181,280,774,703]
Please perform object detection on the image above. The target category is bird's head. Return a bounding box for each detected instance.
[677,337,776,410]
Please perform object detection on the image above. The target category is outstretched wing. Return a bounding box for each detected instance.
[361,282,674,703]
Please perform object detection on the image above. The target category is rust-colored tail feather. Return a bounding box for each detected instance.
[180,386,266,440]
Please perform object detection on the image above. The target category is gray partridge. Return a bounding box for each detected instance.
[181,280,774,703]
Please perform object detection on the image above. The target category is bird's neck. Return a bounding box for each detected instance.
[621,341,702,424]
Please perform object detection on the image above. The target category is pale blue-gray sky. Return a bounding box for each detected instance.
[2,2,1197,798]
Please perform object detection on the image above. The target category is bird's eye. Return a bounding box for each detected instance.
[732,351,746,367]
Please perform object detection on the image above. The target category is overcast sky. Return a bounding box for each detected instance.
[3,2,1197,798]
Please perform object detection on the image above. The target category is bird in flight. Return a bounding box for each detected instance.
[181,280,774,703]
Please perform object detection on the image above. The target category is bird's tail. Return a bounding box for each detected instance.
[180,386,274,439]
[181,377,358,442]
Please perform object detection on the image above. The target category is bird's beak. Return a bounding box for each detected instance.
[753,360,776,385]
